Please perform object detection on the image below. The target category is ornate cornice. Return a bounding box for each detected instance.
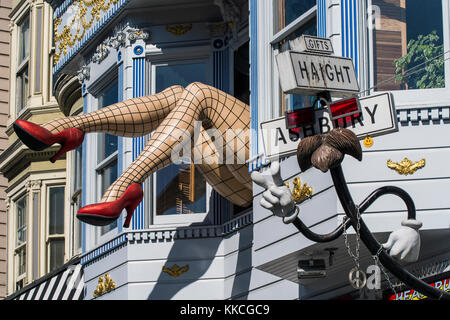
[77,25,149,83]
[29,179,42,191]
[214,0,242,37]
[53,0,130,74]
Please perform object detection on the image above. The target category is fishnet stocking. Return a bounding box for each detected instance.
[194,127,252,207]
[101,82,251,203]
[43,85,184,136]
[41,82,252,205]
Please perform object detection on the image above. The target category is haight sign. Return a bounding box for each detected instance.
[276,51,360,98]
[261,93,398,160]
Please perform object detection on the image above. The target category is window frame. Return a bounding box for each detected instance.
[16,13,30,115]
[13,192,28,288]
[69,139,83,257]
[147,53,214,226]
[367,0,450,108]
[46,185,66,273]
[92,75,120,241]
[271,3,318,115]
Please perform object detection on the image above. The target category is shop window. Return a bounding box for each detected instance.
[15,195,27,288]
[96,80,119,234]
[47,187,65,272]
[16,15,30,113]
[372,0,445,91]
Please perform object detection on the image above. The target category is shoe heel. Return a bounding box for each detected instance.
[123,203,139,228]
[50,128,85,163]
[50,143,68,163]
[123,184,143,228]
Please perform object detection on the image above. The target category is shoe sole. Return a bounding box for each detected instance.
[13,122,51,151]
[77,214,118,226]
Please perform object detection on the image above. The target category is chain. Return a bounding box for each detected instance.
[373,246,399,296]
[343,205,361,270]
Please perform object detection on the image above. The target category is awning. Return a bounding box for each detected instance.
[5,257,84,300]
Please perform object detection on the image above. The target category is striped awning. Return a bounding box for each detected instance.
[6,257,84,300]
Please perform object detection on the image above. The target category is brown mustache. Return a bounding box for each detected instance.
[296,128,362,173]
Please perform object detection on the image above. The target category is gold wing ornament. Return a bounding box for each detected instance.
[387,158,425,175]
[165,24,193,36]
[162,264,190,277]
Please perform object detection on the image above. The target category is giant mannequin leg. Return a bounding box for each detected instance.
[43,85,184,136]
[194,127,252,207]
[100,82,251,203]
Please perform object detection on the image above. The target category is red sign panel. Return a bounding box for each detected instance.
[328,97,361,120]
[285,107,314,129]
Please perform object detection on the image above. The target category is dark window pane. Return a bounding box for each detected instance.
[100,160,118,234]
[16,196,27,246]
[34,7,42,93]
[156,164,206,215]
[49,239,64,272]
[19,17,29,63]
[74,146,82,190]
[373,0,444,90]
[100,160,118,195]
[49,187,65,235]
[284,19,318,112]
[17,68,29,112]
[98,80,118,161]
[17,247,26,275]
[278,0,316,31]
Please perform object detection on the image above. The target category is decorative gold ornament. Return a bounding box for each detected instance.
[165,24,193,36]
[286,178,313,204]
[93,273,116,297]
[387,158,425,175]
[363,136,374,148]
[162,264,189,277]
[53,0,122,65]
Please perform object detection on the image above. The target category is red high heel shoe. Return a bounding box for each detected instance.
[77,183,143,228]
[13,119,85,163]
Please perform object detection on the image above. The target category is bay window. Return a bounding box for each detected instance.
[372,0,446,91]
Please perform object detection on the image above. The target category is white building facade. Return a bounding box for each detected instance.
[8,0,450,300]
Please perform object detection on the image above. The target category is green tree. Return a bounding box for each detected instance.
[394,31,445,89]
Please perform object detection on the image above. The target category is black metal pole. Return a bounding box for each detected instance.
[330,165,450,300]
[292,216,352,243]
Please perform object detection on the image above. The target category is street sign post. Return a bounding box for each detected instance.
[261,93,397,160]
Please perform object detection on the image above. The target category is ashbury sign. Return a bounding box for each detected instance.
[261,93,398,160]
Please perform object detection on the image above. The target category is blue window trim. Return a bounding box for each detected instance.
[131,57,146,230]
[250,0,259,159]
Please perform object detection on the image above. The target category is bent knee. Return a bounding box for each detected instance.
[184,82,213,96]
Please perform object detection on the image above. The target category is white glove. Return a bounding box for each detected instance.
[382,219,422,263]
[251,161,297,222]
